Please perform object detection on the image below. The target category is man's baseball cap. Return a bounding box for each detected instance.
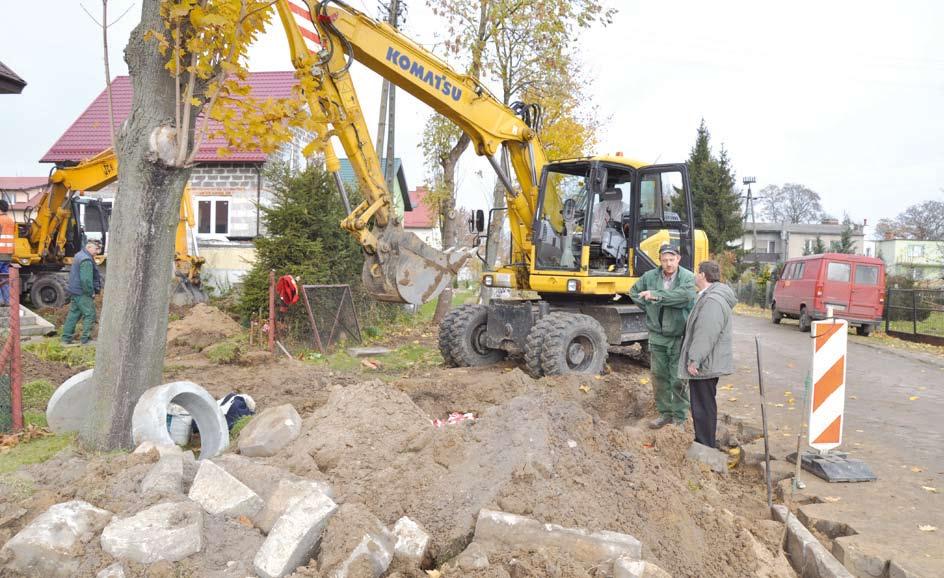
[659,243,680,256]
[86,239,103,248]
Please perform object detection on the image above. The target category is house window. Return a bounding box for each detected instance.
[826,262,850,282]
[908,244,924,258]
[804,239,815,254]
[766,240,776,253]
[197,199,229,236]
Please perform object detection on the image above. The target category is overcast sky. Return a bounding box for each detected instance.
[2,0,941,228]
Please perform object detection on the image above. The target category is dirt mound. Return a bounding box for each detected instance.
[165,303,242,354]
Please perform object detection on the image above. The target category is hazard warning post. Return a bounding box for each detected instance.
[794,316,876,483]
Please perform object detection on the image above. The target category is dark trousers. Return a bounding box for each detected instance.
[689,377,719,448]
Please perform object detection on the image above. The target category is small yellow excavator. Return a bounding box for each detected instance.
[14,148,206,307]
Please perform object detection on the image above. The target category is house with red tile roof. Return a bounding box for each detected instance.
[40,72,311,288]
[0,177,49,222]
[404,186,441,250]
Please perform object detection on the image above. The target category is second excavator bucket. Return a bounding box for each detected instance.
[362,225,471,305]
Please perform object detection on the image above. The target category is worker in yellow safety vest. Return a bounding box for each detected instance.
[0,199,15,306]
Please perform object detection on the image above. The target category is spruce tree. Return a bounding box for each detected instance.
[683,119,743,252]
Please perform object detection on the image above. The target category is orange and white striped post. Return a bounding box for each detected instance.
[808,317,848,452]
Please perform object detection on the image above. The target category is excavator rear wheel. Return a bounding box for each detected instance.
[539,313,608,376]
[440,304,505,367]
[523,312,567,378]
[437,306,465,367]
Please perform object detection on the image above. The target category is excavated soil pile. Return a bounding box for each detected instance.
[4,355,794,577]
[265,373,793,577]
[165,303,242,355]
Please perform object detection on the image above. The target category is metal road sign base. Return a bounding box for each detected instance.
[786,451,877,483]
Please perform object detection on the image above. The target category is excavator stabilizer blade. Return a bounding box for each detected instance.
[362,226,471,305]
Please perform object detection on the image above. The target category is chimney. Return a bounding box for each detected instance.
[883,231,894,240]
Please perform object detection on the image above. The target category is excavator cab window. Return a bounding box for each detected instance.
[533,162,591,271]
[587,165,634,275]
[633,165,695,275]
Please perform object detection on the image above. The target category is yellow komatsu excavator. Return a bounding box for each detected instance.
[14,148,206,308]
[273,0,708,376]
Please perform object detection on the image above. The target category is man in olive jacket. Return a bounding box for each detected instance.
[678,260,737,448]
[629,243,696,429]
[61,239,102,345]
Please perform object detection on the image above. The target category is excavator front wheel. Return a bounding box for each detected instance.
[538,313,608,376]
[439,305,505,367]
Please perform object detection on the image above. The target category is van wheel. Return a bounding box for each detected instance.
[798,308,812,332]
[771,303,783,325]
[857,324,873,336]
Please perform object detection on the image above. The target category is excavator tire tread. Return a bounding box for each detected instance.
[438,306,465,367]
[524,312,566,378]
[539,312,608,376]
[444,304,504,367]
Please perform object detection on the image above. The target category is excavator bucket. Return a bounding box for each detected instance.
[362,225,471,305]
[170,256,209,306]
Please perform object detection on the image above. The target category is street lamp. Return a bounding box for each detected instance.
[742,177,759,257]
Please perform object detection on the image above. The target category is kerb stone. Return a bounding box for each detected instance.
[189,460,264,518]
[474,509,641,567]
[686,441,729,474]
[391,516,431,567]
[141,455,184,495]
[772,505,854,578]
[238,404,303,458]
[253,490,338,578]
[0,500,112,578]
[100,501,203,564]
[255,479,335,534]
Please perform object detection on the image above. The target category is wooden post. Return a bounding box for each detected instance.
[268,270,276,354]
[10,266,22,432]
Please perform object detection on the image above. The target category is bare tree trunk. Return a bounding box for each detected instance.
[432,134,470,324]
[81,0,192,451]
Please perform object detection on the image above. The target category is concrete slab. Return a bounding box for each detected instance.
[96,562,126,578]
[253,489,338,578]
[45,369,95,434]
[346,347,393,357]
[456,542,490,571]
[474,509,641,568]
[0,500,112,578]
[237,404,302,458]
[100,501,203,564]
[131,381,229,459]
[188,460,264,519]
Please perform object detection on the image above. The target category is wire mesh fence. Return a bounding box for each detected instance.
[731,280,774,309]
[885,289,944,345]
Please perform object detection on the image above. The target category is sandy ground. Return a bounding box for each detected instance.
[2,306,799,578]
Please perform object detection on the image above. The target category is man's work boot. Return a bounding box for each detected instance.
[648,415,672,430]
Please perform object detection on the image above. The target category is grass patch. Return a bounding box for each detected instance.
[229,415,253,442]
[23,380,55,412]
[204,340,241,364]
[23,411,47,428]
[318,343,443,375]
[24,339,95,368]
[0,434,74,476]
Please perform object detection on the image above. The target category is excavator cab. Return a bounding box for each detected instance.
[531,159,696,283]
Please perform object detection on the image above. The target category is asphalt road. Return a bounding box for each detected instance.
[720,313,943,576]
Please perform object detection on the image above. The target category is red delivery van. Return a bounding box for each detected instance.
[771,253,885,335]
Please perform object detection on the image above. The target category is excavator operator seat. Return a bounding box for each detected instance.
[590,188,627,243]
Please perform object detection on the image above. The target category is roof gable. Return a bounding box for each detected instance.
[403,186,436,229]
[41,72,298,164]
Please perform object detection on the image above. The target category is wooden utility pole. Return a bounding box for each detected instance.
[376,0,401,194]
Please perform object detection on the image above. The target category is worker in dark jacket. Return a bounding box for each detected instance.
[629,243,696,429]
[678,260,737,448]
[61,239,102,345]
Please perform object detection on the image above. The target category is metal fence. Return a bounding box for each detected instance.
[731,280,774,309]
[885,289,944,345]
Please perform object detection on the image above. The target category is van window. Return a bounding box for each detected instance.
[854,264,879,285]
[826,262,851,282]
[782,263,794,279]
[796,263,805,279]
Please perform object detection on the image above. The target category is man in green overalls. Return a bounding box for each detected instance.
[61,239,102,345]
[629,243,696,428]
